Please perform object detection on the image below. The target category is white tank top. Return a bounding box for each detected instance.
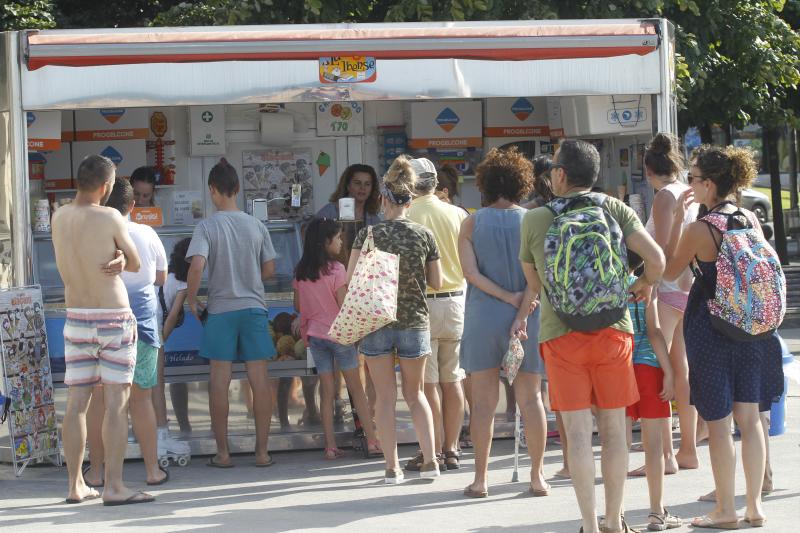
[645,181,698,294]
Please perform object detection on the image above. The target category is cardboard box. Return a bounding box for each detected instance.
[483,97,549,137]
[75,108,149,141]
[29,142,73,190]
[408,101,482,149]
[71,139,147,179]
[188,105,226,156]
[26,111,61,151]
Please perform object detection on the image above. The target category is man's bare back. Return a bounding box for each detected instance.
[52,203,140,309]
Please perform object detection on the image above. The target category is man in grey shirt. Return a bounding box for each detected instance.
[187,159,277,468]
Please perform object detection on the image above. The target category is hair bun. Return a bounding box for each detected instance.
[219,157,229,167]
[649,133,673,155]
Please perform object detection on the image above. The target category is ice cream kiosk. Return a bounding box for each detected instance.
[0,19,677,459]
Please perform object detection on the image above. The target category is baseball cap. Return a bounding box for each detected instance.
[409,157,438,189]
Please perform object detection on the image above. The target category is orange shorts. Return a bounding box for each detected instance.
[541,327,639,412]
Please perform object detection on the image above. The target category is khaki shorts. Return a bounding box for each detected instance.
[424,296,465,384]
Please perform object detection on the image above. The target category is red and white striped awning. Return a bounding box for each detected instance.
[25,20,659,70]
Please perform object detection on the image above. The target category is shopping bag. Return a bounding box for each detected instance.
[501,336,525,385]
[328,226,399,345]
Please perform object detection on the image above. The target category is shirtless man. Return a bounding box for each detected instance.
[52,154,153,506]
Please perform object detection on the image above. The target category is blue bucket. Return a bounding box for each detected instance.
[769,335,794,436]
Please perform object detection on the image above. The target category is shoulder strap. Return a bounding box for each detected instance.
[361,225,375,253]
[546,192,601,216]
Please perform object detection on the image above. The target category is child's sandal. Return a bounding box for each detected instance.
[324,447,345,460]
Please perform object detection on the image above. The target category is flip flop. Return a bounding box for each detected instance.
[207,458,234,468]
[628,465,647,477]
[744,517,766,528]
[81,464,104,488]
[146,465,170,486]
[690,515,740,529]
[528,484,551,497]
[65,489,101,504]
[463,485,488,498]
[255,457,275,467]
[103,491,155,507]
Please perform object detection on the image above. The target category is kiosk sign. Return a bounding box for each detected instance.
[319,56,377,84]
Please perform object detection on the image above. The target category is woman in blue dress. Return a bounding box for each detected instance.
[459,147,547,498]
[663,145,783,529]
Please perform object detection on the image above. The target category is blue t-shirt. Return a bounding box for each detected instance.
[628,276,659,368]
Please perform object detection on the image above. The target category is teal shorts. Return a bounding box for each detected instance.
[201,308,276,362]
[133,340,159,389]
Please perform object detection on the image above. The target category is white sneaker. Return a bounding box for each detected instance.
[385,469,405,484]
[157,427,190,456]
[419,460,441,478]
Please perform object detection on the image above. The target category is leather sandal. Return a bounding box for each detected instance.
[443,451,460,470]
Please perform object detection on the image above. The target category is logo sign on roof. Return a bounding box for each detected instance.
[436,108,460,133]
[100,108,126,124]
[511,98,534,121]
[101,146,123,165]
[607,107,647,126]
[319,56,377,84]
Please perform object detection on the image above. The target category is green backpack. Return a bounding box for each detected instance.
[543,193,629,332]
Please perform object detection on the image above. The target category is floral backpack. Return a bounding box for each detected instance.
[699,206,786,341]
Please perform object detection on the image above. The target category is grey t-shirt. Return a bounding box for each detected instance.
[187,210,276,314]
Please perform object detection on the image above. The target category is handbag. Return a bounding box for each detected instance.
[328,226,399,345]
[501,336,525,385]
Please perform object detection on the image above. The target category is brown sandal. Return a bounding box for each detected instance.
[463,485,488,498]
[443,450,460,470]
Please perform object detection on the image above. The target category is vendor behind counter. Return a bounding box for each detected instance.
[315,164,380,265]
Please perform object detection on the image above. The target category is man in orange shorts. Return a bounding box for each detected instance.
[515,140,665,533]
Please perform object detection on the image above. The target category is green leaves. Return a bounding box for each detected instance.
[1,1,56,30]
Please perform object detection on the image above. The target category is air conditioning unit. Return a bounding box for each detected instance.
[556,95,653,137]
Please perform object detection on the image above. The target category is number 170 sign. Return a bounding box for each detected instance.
[316,102,364,137]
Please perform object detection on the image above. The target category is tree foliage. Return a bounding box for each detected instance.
[1,0,797,133]
[1,1,56,30]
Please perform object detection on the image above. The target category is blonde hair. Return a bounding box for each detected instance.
[382,155,417,204]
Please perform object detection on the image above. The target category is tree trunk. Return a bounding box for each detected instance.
[765,126,789,264]
[724,124,732,146]
[699,123,713,145]
[790,127,798,209]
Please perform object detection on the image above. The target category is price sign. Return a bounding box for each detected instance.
[316,102,364,137]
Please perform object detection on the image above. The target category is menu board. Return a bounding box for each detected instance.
[0,286,60,476]
[242,150,313,219]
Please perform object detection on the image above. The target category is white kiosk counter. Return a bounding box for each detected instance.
[1,19,677,458]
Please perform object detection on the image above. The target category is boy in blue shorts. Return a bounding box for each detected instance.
[625,250,681,531]
[187,159,277,468]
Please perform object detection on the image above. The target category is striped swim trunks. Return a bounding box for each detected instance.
[63,308,137,386]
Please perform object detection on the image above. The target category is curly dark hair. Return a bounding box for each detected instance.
[328,164,380,215]
[692,144,757,200]
[169,237,192,282]
[475,147,533,205]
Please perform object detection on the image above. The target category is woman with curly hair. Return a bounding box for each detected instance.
[458,147,548,498]
[664,145,783,529]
